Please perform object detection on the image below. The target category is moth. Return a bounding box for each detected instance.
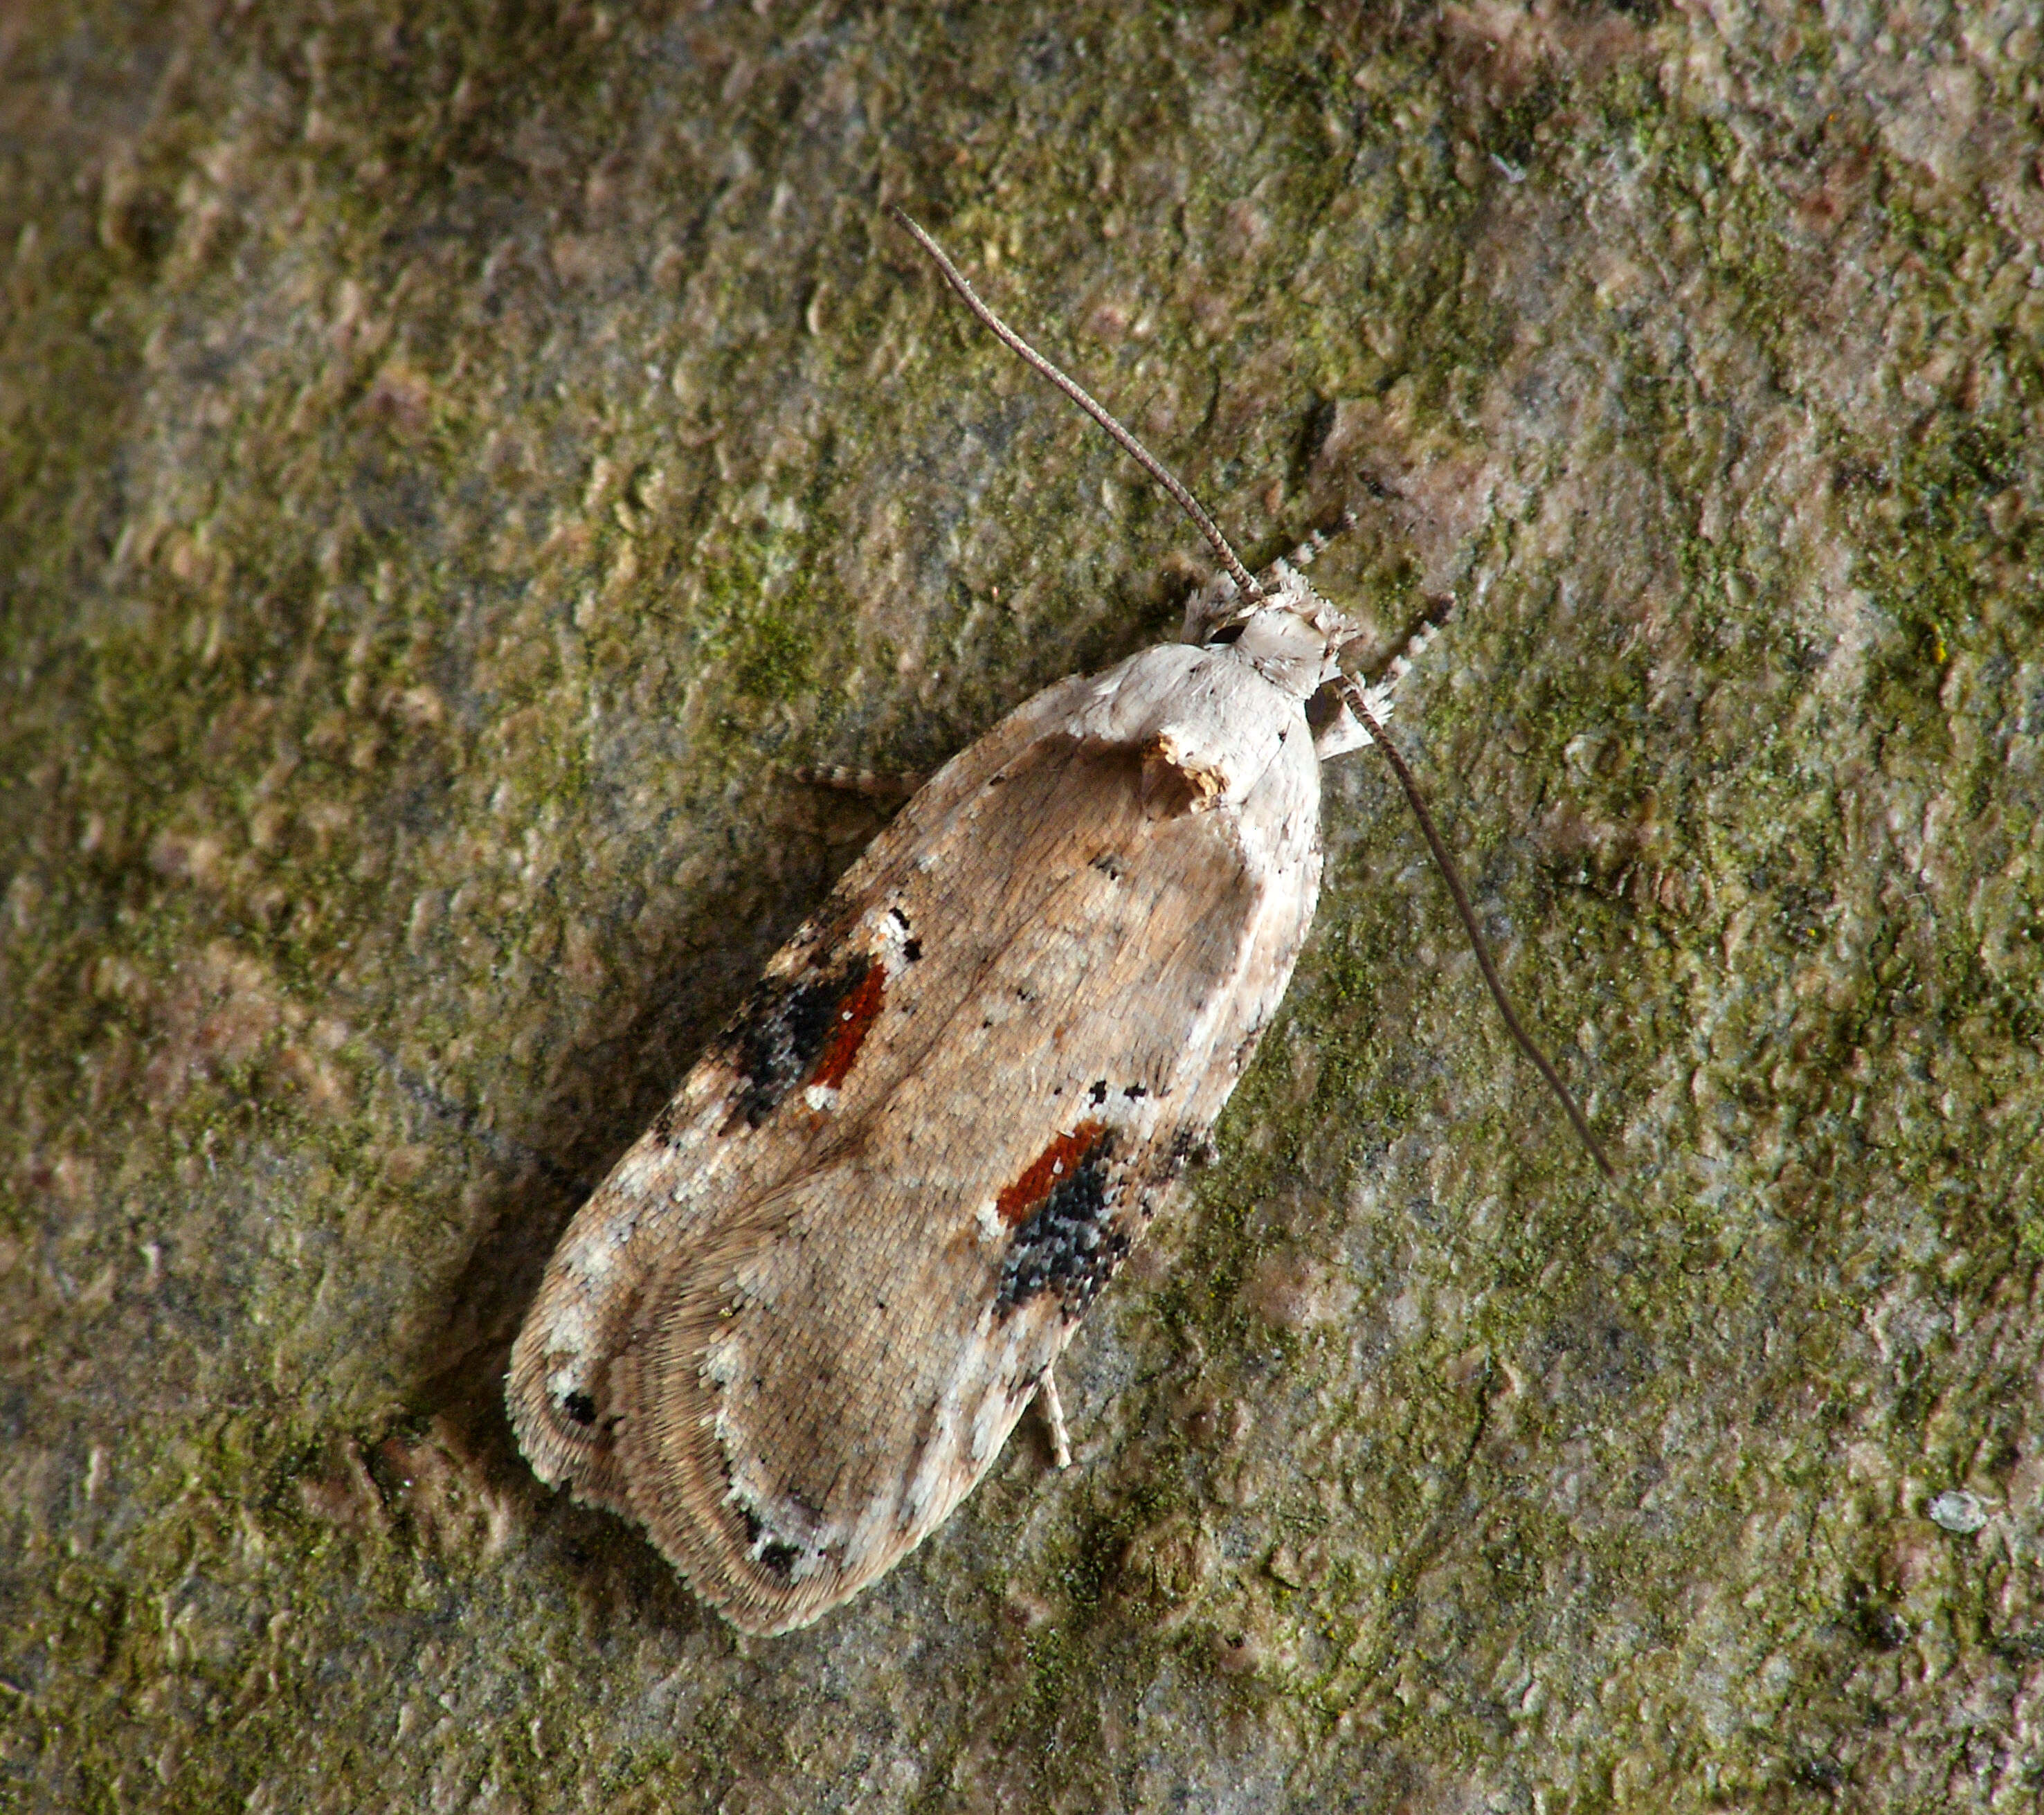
[507,209,1607,1636]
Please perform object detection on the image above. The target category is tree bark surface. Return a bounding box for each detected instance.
[4,3,2042,1809]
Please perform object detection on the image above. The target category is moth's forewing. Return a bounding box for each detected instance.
[511,642,1326,1634]
[505,671,1106,1505]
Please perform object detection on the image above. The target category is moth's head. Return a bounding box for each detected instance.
[1182,557,1362,701]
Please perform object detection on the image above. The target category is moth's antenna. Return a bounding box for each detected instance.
[889,206,1268,607]
[894,204,1609,1180]
[1344,682,1615,1180]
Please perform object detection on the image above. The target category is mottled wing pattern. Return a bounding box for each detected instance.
[506,670,1109,1509]
[510,644,1325,1632]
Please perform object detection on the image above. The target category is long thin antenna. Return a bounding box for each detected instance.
[892,205,1610,1181]
[889,206,1266,606]
[1344,684,1615,1178]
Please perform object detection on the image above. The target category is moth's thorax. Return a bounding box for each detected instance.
[1072,640,1322,842]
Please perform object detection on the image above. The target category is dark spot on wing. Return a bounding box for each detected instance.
[563,1391,597,1427]
[1088,1079,1109,1105]
[996,1122,1106,1227]
[995,1122,1128,1319]
[727,954,878,1127]
[738,1506,797,1578]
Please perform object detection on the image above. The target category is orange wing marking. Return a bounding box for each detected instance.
[809,964,887,1091]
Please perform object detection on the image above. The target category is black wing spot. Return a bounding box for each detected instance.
[739,1504,808,1583]
[885,907,922,961]
[727,954,874,1127]
[1123,1083,1148,1099]
[1088,1079,1109,1105]
[997,1132,1128,1320]
[563,1391,598,1428]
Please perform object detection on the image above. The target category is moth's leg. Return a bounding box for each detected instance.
[1282,505,1360,570]
[1373,610,1448,697]
[1038,1368,1072,1470]
[790,765,928,801]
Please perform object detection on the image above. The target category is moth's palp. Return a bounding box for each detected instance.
[1341,680,1616,1180]
[889,206,1269,609]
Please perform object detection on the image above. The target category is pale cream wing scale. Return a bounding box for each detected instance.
[509,641,1326,1633]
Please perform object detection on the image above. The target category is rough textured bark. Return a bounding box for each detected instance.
[3,1,2041,1809]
